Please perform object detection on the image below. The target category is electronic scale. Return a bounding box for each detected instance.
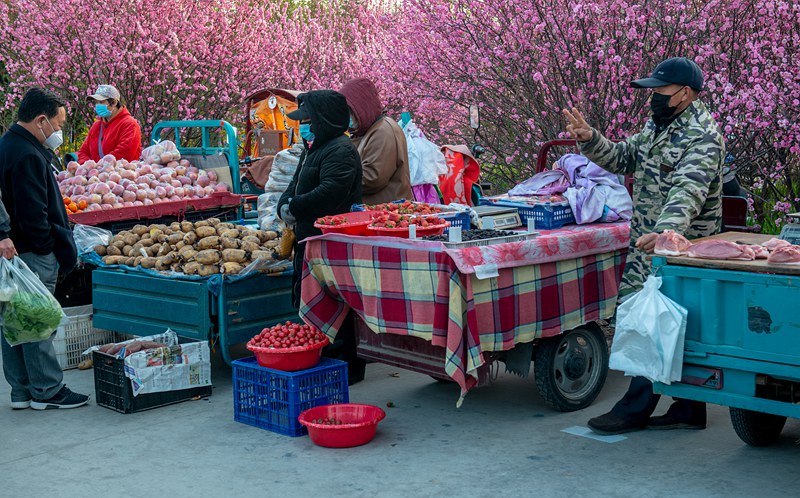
[472,205,522,230]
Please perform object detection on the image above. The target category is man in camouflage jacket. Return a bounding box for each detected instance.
[564,57,725,435]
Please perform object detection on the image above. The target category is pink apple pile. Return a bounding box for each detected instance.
[57,154,230,212]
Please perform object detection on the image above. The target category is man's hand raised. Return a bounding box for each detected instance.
[562,107,593,142]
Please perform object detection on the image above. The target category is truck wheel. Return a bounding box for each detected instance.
[534,324,608,412]
[729,407,786,447]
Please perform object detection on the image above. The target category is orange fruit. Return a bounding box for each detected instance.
[63,197,71,206]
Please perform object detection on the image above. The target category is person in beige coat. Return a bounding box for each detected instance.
[340,78,412,205]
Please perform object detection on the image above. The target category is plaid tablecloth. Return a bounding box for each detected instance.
[300,223,629,404]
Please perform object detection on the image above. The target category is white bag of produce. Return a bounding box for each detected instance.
[609,276,687,384]
[141,140,181,165]
[124,340,211,397]
[258,144,302,231]
[73,224,112,254]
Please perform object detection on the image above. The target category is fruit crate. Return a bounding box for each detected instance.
[351,201,471,234]
[92,349,213,413]
[479,198,575,230]
[233,356,349,437]
[441,231,536,248]
[53,305,130,370]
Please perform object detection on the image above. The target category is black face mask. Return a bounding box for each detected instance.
[650,87,684,120]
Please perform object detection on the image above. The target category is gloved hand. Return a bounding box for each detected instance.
[279,202,297,226]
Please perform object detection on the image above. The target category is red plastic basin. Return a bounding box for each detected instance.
[298,404,386,448]
[314,211,381,236]
[246,337,329,372]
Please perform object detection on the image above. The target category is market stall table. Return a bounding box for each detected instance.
[300,222,630,406]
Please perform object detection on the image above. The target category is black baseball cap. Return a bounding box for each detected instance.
[287,94,310,121]
[631,57,704,91]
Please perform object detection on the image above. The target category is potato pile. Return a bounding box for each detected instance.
[96,218,293,276]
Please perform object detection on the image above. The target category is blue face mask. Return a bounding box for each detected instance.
[299,123,315,142]
[349,117,356,130]
[95,104,112,118]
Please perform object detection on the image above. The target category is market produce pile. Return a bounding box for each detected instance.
[248,322,328,349]
[58,149,229,214]
[654,230,800,264]
[368,213,445,229]
[362,200,444,215]
[95,218,294,275]
[96,339,168,358]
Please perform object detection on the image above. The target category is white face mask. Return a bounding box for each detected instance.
[40,117,63,150]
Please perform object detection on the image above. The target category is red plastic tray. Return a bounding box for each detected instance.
[369,219,450,238]
[68,192,243,226]
[314,211,381,236]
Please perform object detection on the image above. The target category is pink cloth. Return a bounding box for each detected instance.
[444,222,631,274]
[412,183,440,203]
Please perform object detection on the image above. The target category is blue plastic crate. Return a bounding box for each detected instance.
[438,210,471,233]
[232,356,349,437]
[479,199,575,230]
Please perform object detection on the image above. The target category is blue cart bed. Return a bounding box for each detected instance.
[92,268,296,365]
[652,231,800,446]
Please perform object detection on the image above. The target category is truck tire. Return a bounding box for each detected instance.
[729,407,786,447]
[534,323,608,412]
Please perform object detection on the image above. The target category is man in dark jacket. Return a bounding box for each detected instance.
[0,87,87,410]
[0,194,16,259]
[277,90,364,383]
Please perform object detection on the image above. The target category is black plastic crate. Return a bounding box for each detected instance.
[92,350,212,413]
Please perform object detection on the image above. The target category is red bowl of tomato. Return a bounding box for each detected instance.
[369,215,449,239]
[298,404,387,448]
[246,322,330,371]
[314,211,382,236]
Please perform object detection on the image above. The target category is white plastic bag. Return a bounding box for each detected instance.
[141,140,181,165]
[73,224,112,254]
[258,145,301,231]
[609,276,687,384]
[401,120,447,186]
[0,257,66,346]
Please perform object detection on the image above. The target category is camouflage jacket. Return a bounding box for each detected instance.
[578,100,725,297]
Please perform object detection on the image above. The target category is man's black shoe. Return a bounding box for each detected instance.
[588,411,646,435]
[647,413,706,430]
[30,386,89,410]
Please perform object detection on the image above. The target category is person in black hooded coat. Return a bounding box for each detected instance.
[277,90,365,383]
[278,90,362,245]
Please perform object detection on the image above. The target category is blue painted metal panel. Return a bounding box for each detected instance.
[652,257,800,418]
[218,274,298,365]
[92,269,212,341]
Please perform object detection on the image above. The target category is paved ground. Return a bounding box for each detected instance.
[2,351,799,498]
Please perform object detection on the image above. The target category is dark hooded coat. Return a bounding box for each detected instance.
[278,90,363,242]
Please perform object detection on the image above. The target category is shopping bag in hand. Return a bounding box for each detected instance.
[609,275,687,384]
[0,257,66,346]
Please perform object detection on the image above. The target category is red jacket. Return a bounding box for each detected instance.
[77,107,142,163]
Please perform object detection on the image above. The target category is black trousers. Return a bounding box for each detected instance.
[611,376,706,425]
[292,241,360,366]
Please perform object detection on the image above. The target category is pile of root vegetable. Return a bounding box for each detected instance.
[95,218,294,276]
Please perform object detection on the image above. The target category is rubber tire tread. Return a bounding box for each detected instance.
[729,407,786,447]
[534,324,608,412]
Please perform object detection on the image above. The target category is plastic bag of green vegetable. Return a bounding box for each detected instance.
[0,258,66,346]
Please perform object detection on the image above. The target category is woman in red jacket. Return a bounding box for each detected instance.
[77,85,142,163]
